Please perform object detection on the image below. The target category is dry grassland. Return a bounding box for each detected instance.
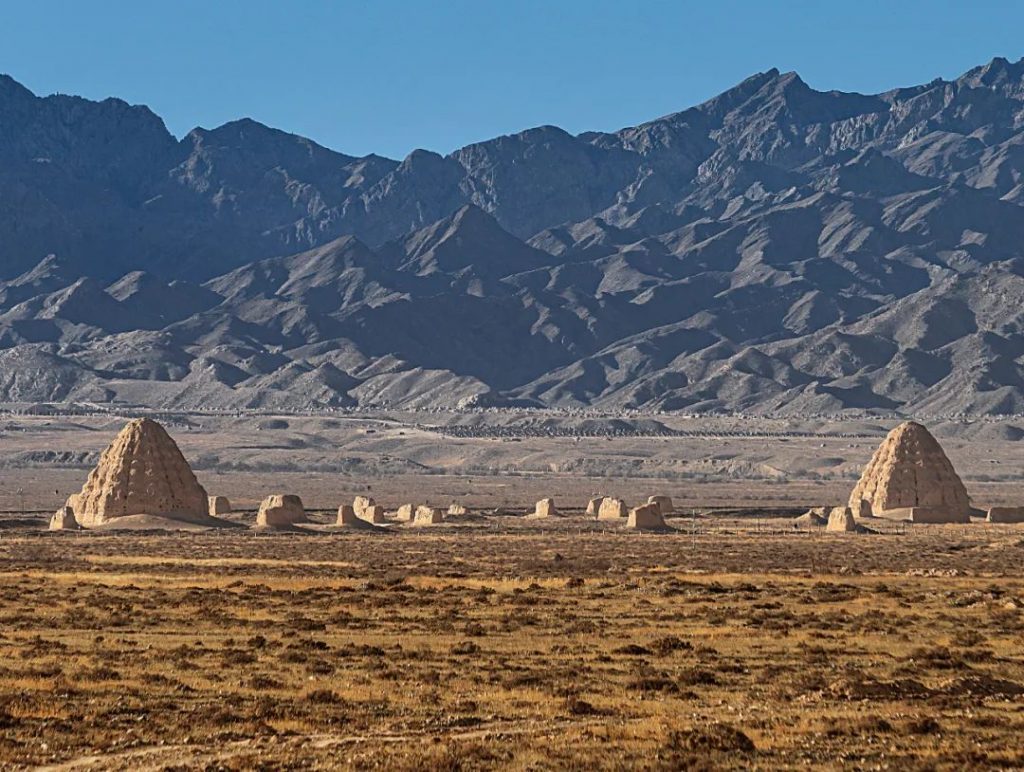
[2,520,1024,769]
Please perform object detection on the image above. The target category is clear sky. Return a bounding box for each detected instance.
[3,0,1023,160]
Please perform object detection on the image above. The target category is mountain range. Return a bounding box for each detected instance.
[3,57,1024,414]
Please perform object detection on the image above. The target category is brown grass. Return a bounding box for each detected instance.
[1,522,1024,769]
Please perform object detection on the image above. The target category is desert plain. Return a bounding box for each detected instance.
[2,408,1024,769]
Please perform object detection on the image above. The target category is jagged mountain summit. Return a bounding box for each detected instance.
[2,58,1024,414]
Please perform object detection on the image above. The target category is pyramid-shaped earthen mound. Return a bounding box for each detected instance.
[848,421,970,523]
[69,418,209,527]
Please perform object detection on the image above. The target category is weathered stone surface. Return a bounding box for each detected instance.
[256,494,306,528]
[648,495,673,515]
[987,507,1024,523]
[336,503,380,529]
[848,421,970,523]
[337,504,358,526]
[49,505,80,531]
[533,498,557,517]
[353,496,375,517]
[586,497,604,516]
[826,506,857,532]
[362,504,386,524]
[598,498,628,520]
[626,503,667,530]
[208,495,231,516]
[71,418,208,527]
[396,504,415,522]
[413,506,444,525]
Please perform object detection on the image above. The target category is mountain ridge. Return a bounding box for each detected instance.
[1,58,1024,414]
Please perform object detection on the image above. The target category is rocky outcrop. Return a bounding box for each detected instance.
[848,422,970,524]
[69,418,208,527]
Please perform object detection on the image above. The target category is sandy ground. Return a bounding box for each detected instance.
[0,408,1022,514]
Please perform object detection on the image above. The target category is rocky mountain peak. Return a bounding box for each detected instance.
[958,56,1024,91]
[0,73,36,103]
[0,61,1023,413]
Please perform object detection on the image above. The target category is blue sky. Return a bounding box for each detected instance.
[3,0,1023,160]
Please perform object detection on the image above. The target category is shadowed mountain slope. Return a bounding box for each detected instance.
[2,59,1024,413]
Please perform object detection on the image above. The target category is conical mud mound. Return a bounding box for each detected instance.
[68,418,209,527]
[848,421,969,522]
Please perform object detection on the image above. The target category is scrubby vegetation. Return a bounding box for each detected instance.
[2,527,1024,768]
